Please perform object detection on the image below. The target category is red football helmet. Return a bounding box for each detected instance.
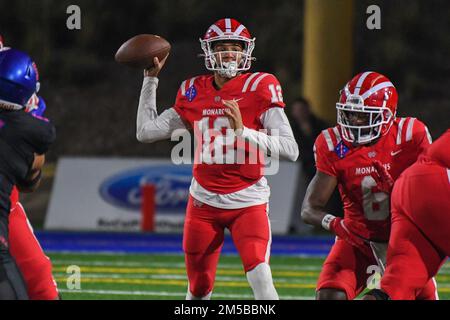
[200,18,255,78]
[336,71,398,145]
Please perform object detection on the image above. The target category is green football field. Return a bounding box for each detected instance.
[49,253,450,300]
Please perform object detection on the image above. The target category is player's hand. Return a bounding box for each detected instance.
[223,99,244,132]
[144,53,169,78]
[32,153,45,171]
[329,217,368,251]
[370,160,394,194]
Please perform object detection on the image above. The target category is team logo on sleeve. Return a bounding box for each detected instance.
[186,86,197,102]
[335,141,349,159]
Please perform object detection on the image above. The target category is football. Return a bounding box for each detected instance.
[115,34,171,69]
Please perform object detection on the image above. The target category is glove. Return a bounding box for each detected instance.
[370,160,394,194]
[329,217,368,251]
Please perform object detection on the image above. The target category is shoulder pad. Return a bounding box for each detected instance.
[395,117,432,145]
[179,77,199,97]
[317,127,343,152]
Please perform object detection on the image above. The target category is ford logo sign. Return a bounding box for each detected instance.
[99,165,192,214]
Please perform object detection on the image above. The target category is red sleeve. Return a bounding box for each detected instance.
[314,133,337,177]
[255,74,285,117]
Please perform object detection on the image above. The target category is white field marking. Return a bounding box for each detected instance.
[51,259,450,278]
[53,270,450,287]
[51,260,186,268]
[53,272,318,284]
[51,260,323,271]
[57,289,314,300]
[52,267,320,279]
[48,251,328,259]
[46,250,188,256]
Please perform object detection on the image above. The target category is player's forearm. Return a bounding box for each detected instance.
[136,77,170,143]
[136,76,159,141]
[301,172,338,229]
[300,202,328,228]
[240,128,299,161]
[243,107,299,161]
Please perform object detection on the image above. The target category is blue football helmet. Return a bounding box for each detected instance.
[0,48,40,109]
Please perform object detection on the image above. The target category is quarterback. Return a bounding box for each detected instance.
[135,18,299,300]
[301,71,438,300]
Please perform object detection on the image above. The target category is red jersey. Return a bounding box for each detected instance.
[174,72,285,194]
[314,117,432,241]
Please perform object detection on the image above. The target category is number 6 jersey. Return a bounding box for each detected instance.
[314,117,432,241]
[174,72,285,196]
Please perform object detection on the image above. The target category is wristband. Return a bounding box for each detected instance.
[321,214,336,231]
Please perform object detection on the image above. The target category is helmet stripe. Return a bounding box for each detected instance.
[242,72,260,93]
[250,73,269,92]
[354,71,373,95]
[225,18,232,32]
[342,83,351,98]
[361,81,394,100]
[234,25,246,36]
[209,24,224,36]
